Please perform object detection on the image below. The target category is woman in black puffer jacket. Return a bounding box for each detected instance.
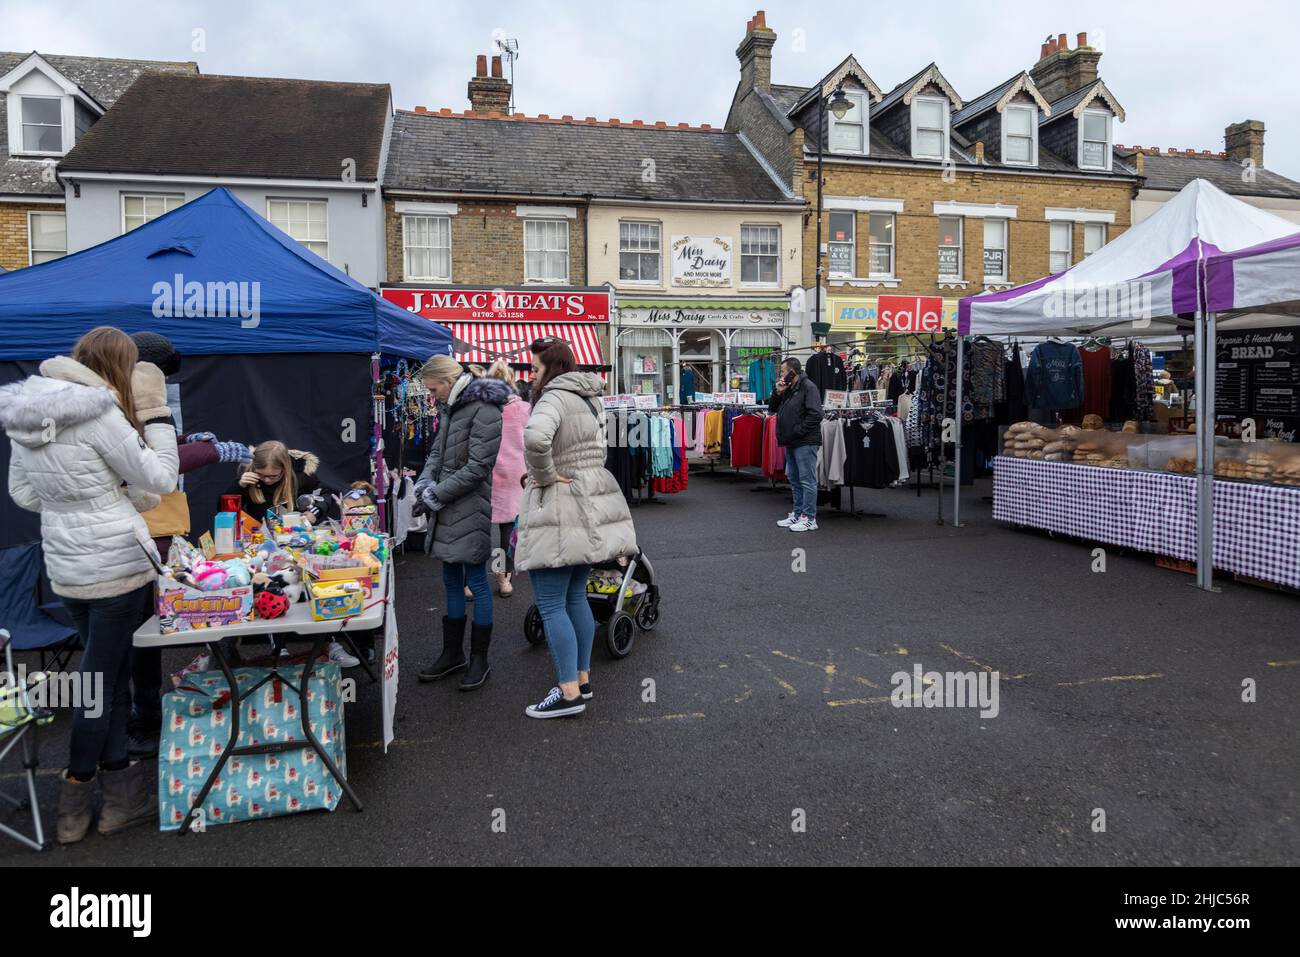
[413,357,512,690]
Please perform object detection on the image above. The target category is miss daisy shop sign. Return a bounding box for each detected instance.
[672,236,732,287]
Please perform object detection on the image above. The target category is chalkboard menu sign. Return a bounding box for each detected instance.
[1215,326,1300,442]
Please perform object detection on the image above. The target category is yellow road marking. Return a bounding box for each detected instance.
[1267,659,1300,668]
[1056,673,1164,687]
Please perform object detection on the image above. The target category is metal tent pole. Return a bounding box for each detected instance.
[1194,312,1219,591]
[952,335,965,528]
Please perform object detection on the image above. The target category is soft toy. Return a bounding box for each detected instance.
[220,559,252,588]
[340,481,376,509]
[351,533,380,559]
[254,590,290,620]
[192,562,230,591]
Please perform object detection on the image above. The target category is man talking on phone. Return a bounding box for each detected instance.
[768,356,823,532]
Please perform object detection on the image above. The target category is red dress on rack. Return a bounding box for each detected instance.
[729,414,763,468]
[761,416,785,479]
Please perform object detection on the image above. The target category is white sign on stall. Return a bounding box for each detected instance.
[381,578,398,753]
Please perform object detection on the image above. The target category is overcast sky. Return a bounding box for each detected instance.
[5,0,1296,179]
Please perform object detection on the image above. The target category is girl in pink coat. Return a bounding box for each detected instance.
[486,361,529,595]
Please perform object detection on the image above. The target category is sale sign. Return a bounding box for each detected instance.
[877,295,945,333]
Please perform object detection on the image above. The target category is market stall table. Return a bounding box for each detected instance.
[133,561,392,834]
[993,457,1300,589]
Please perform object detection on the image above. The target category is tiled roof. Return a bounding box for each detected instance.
[1118,147,1300,199]
[0,51,197,196]
[951,74,1021,128]
[60,72,392,181]
[384,110,800,204]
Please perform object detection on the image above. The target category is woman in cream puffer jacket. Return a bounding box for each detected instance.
[3,355,179,597]
[514,352,636,720]
[1,330,178,844]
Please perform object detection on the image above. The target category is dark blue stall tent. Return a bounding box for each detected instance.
[0,188,450,641]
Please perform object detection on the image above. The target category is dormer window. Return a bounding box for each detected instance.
[2,53,104,159]
[829,90,867,154]
[1079,109,1112,170]
[20,96,63,153]
[911,96,948,161]
[1002,104,1037,166]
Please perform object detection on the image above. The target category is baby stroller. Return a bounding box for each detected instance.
[523,550,660,659]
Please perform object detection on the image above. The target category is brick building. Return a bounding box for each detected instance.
[726,14,1140,348]
[0,51,195,271]
[382,54,803,396]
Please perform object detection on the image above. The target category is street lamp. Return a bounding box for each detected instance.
[813,85,853,343]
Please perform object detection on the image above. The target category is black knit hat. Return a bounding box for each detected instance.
[131,331,181,376]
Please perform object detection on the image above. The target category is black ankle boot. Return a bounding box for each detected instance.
[459,623,492,690]
[419,616,467,681]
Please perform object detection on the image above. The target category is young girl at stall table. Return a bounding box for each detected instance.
[219,440,358,669]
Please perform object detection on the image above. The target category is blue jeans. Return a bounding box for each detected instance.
[61,584,153,780]
[784,444,819,520]
[530,565,595,685]
[442,561,492,626]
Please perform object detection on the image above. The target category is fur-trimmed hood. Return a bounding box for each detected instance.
[449,374,513,409]
[0,356,121,449]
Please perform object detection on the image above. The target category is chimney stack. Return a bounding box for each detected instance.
[1225,120,1265,167]
[735,9,777,96]
[468,53,511,114]
[1031,29,1102,104]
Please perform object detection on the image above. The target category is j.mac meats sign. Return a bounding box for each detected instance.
[671,236,732,287]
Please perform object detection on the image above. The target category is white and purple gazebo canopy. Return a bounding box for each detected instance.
[1206,226,1300,315]
[958,179,1300,337]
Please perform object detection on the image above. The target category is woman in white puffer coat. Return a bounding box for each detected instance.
[1,326,179,844]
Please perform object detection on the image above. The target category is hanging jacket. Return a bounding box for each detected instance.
[2,356,179,599]
[420,374,511,565]
[514,372,637,572]
[1025,341,1084,411]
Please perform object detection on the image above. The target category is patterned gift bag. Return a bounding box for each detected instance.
[157,663,347,831]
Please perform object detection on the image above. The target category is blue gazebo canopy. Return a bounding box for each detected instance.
[0,187,450,361]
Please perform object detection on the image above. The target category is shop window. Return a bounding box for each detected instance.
[121,193,184,234]
[741,224,780,285]
[983,218,1008,282]
[829,90,867,155]
[28,210,65,265]
[267,199,327,257]
[1049,221,1072,274]
[938,215,962,280]
[619,328,672,400]
[1084,222,1108,256]
[1002,104,1036,166]
[19,95,62,153]
[868,212,895,278]
[828,211,855,278]
[403,214,451,280]
[524,218,569,283]
[619,221,660,283]
[911,96,948,161]
[1080,110,1112,171]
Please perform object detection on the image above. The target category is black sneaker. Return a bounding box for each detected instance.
[525,687,586,719]
[127,728,160,758]
[579,681,593,701]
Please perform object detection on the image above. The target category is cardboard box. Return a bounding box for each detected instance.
[307,581,365,621]
[157,581,255,634]
[341,506,378,535]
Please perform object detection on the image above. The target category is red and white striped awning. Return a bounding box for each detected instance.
[442,322,605,377]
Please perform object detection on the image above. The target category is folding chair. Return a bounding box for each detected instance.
[0,628,55,851]
[0,543,80,673]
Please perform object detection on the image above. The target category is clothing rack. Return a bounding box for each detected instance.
[818,405,895,521]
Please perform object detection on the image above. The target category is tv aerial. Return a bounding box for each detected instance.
[494,36,520,113]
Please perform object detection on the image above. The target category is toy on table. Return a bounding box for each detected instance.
[337,482,379,535]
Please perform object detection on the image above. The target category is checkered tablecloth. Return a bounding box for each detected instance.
[993,456,1300,589]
